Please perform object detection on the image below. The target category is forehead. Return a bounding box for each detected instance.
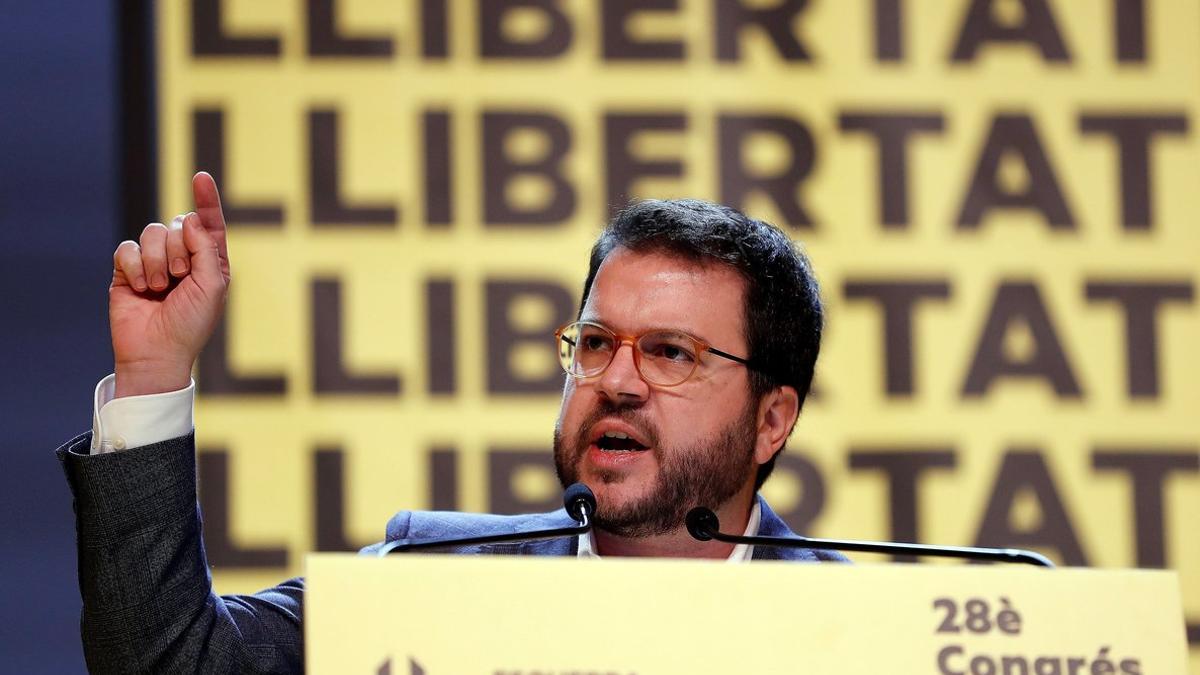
[581,247,747,347]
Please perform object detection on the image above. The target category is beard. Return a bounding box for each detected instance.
[553,399,758,538]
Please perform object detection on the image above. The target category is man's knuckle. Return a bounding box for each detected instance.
[114,241,138,263]
[139,223,166,242]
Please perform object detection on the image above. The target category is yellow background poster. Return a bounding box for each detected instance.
[152,1,1199,667]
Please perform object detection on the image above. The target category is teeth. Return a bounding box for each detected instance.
[602,431,630,440]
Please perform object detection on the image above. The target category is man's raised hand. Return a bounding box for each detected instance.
[110,172,231,398]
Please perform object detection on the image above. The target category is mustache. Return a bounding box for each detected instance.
[574,400,661,452]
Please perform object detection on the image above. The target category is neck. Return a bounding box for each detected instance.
[593,491,756,558]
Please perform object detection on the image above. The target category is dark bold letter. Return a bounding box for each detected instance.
[602,0,684,60]
[309,109,399,227]
[479,0,572,58]
[312,277,402,394]
[844,280,952,396]
[974,449,1088,566]
[1078,114,1189,231]
[486,280,575,393]
[424,110,454,227]
[198,449,288,567]
[197,314,288,395]
[314,447,372,551]
[873,0,903,61]
[848,449,957,561]
[962,281,1082,398]
[950,0,1070,62]
[482,112,576,225]
[422,0,450,58]
[429,446,459,510]
[489,449,561,514]
[714,0,812,62]
[193,108,285,226]
[1112,0,1146,62]
[192,0,281,56]
[1093,449,1200,567]
[957,114,1075,230]
[770,454,827,535]
[605,113,687,214]
[307,0,393,57]
[1084,281,1194,398]
[426,279,457,394]
[718,114,816,228]
[838,112,945,229]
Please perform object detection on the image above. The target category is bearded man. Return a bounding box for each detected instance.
[57,173,845,673]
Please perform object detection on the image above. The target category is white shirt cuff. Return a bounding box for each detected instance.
[90,374,195,454]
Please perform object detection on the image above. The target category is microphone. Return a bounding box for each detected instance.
[377,483,595,556]
[685,507,1054,567]
[563,482,597,523]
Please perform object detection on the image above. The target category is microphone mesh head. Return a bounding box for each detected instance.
[685,507,720,541]
[563,482,596,521]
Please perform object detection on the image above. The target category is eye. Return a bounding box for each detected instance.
[645,337,696,362]
[580,333,612,352]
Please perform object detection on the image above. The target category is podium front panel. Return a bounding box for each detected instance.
[306,554,1187,673]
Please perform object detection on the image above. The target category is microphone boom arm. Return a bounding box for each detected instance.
[686,508,1054,567]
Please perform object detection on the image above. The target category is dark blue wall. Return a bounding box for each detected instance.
[0,2,118,671]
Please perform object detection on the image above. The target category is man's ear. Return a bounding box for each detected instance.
[754,386,800,465]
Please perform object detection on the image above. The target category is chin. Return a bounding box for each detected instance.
[587,474,652,508]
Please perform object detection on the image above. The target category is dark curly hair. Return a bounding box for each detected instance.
[579,199,822,489]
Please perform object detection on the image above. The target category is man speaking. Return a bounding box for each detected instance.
[58,173,845,672]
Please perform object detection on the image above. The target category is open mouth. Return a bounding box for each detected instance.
[595,430,650,452]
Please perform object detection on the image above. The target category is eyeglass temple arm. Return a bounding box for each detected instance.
[706,346,751,367]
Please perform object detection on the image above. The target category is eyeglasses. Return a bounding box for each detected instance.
[554,320,752,387]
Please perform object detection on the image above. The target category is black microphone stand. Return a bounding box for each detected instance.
[686,507,1054,567]
[377,483,596,556]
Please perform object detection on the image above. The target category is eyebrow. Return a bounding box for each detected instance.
[577,316,719,347]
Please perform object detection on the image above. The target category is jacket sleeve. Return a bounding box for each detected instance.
[58,432,304,674]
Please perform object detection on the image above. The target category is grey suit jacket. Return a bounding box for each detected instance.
[58,431,846,674]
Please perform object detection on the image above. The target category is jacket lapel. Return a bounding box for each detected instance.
[751,495,820,562]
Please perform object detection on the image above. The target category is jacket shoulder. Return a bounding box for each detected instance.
[360,508,577,555]
[755,496,851,563]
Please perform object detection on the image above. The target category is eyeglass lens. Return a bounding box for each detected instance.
[557,322,701,386]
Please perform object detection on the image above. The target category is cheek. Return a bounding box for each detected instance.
[556,379,587,427]
[653,402,699,444]
[557,377,576,411]
[664,399,741,441]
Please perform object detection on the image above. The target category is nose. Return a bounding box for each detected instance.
[596,340,649,405]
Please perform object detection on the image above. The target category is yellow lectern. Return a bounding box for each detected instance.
[306,554,1187,674]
